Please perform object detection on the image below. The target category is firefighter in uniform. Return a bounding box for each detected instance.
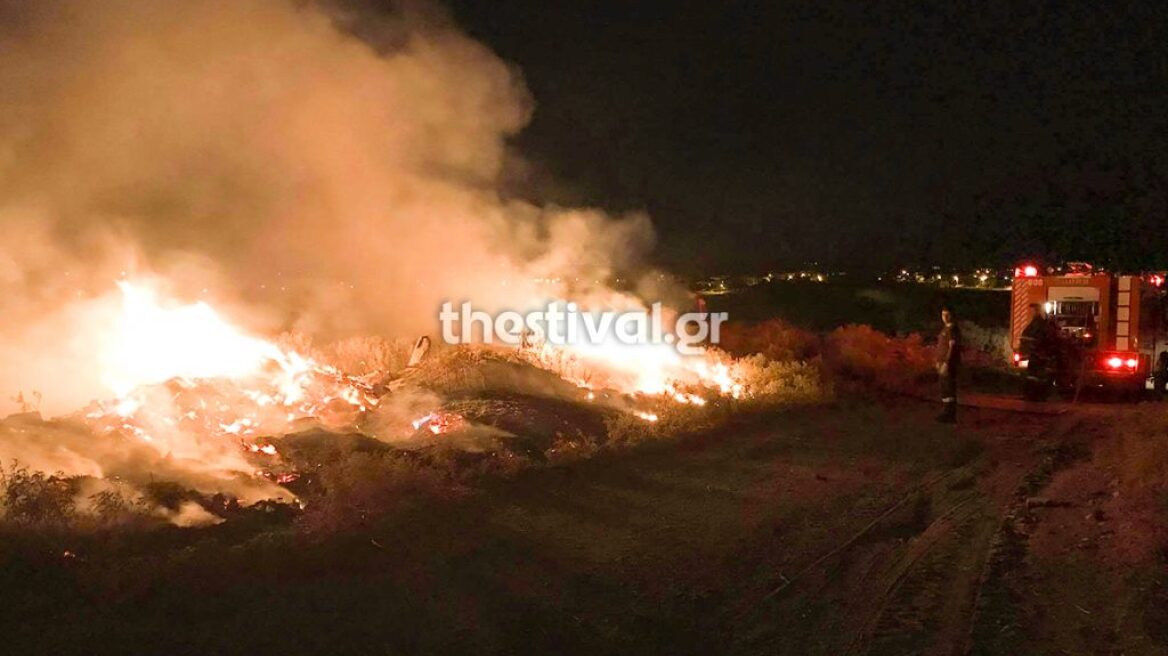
[936,306,962,423]
[1018,303,1059,397]
[1019,304,1054,359]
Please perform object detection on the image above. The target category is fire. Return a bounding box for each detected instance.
[100,282,285,396]
[525,336,750,407]
[247,442,278,456]
[411,411,462,435]
[84,280,378,462]
[67,279,752,510]
[411,412,438,431]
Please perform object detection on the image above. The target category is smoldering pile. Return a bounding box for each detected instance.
[0,0,826,529]
[0,343,676,527]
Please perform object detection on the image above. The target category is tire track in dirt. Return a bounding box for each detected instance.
[736,466,987,655]
[848,416,1088,656]
[742,408,1086,656]
[965,419,1091,654]
[845,492,993,656]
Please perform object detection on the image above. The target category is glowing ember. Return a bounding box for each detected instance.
[247,443,278,456]
[411,411,462,435]
[411,412,438,431]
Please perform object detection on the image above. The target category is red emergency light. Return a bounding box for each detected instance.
[1014,264,1039,278]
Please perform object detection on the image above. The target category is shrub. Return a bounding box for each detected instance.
[298,450,461,535]
[718,319,821,362]
[0,464,78,527]
[86,488,157,528]
[736,355,828,403]
[824,324,935,394]
[544,430,603,464]
[958,321,1011,370]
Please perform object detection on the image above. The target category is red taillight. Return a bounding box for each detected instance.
[1102,354,1139,370]
[1012,352,1021,363]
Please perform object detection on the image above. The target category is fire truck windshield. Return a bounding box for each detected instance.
[1050,300,1099,344]
[1051,301,1098,322]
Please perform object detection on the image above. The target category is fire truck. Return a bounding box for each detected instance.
[1009,263,1167,398]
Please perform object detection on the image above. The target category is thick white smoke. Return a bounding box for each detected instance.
[0,0,663,416]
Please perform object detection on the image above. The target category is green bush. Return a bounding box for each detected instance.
[0,464,78,527]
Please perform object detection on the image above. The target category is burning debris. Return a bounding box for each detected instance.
[410,411,463,435]
[0,275,823,528]
[74,282,383,475]
[0,0,824,529]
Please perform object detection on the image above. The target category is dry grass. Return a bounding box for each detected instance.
[276,332,416,378]
[297,449,464,535]
[393,344,585,401]
[319,335,415,377]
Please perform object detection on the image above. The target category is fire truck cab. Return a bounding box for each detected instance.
[1010,263,1167,396]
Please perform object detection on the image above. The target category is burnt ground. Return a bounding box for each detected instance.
[2,399,1166,655]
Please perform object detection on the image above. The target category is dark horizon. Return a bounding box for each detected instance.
[443,0,1168,277]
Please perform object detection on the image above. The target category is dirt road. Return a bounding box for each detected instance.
[5,399,1166,655]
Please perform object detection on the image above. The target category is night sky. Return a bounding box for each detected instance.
[443,1,1168,275]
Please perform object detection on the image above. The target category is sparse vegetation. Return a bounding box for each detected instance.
[278,332,416,379]
[318,335,416,377]
[823,324,935,394]
[0,464,77,527]
[298,449,465,535]
[720,318,822,362]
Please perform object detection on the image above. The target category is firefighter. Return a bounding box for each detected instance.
[935,305,962,423]
[1018,304,1052,357]
[1155,351,1168,397]
[1018,304,1059,398]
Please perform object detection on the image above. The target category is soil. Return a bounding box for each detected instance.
[2,399,1166,655]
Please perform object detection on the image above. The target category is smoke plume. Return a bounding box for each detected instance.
[0,0,663,415]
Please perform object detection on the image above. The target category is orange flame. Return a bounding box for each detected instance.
[525,336,749,408]
[100,281,285,396]
[85,281,377,459]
